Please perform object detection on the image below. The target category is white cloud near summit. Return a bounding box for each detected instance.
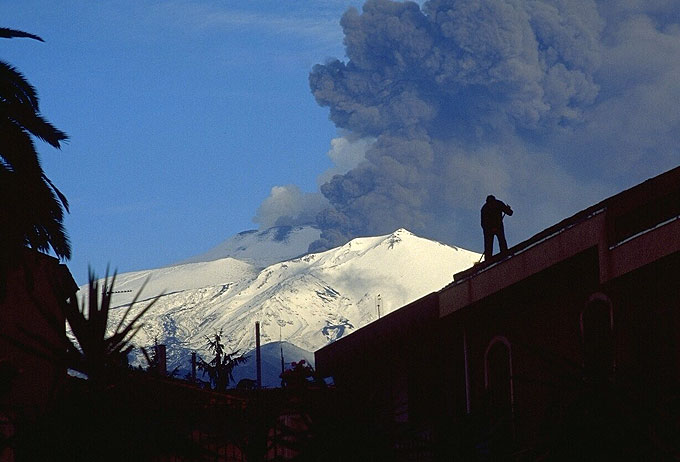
[253,185,327,229]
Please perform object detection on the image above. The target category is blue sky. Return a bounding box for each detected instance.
[3,1,679,285]
[2,1,364,283]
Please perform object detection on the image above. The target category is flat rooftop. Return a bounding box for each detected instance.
[442,166,680,317]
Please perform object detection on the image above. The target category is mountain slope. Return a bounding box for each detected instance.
[93,228,479,380]
[103,257,259,308]
[229,341,316,388]
[177,225,321,268]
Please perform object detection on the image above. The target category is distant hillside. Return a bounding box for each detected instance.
[229,341,316,389]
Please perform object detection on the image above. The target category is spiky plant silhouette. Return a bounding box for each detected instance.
[17,268,162,384]
[64,269,162,382]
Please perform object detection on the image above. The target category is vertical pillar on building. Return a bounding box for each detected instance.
[463,330,471,414]
[155,344,167,376]
[256,321,262,389]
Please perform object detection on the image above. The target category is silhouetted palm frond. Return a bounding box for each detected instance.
[0,166,71,263]
[0,28,70,261]
[0,27,43,42]
[59,269,162,382]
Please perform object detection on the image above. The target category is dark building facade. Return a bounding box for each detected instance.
[316,166,680,459]
[0,250,78,414]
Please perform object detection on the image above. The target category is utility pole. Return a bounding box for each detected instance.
[255,321,262,389]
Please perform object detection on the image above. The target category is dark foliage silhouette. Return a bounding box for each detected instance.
[4,268,213,461]
[197,329,248,391]
[18,268,161,384]
[280,359,318,389]
[0,27,70,264]
[60,270,160,382]
[15,370,215,461]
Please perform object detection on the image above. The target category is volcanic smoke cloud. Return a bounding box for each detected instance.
[261,0,680,252]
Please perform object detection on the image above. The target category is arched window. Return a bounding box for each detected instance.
[580,293,614,378]
[484,336,514,417]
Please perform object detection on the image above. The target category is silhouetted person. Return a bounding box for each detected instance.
[481,195,513,261]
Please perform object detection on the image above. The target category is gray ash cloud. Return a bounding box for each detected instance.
[262,0,680,253]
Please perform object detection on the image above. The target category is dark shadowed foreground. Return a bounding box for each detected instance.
[1,169,679,460]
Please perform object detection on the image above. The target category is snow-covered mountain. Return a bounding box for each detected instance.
[176,225,321,268]
[88,228,480,384]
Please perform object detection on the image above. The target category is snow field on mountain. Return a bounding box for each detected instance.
[86,227,480,378]
[101,257,258,308]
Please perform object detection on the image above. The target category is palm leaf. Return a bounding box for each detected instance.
[0,27,44,42]
[0,117,42,173]
[0,61,41,113]
[0,31,70,262]
[113,275,152,333]
[42,174,69,212]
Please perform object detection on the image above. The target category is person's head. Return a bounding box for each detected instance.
[486,195,495,203]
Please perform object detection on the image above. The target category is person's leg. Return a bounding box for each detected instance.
[497,225,508,253]
[484,228,494,260]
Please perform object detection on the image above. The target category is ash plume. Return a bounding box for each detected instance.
[263,0,680,253]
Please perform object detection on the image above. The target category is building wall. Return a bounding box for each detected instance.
[0,250,77,415]
[608,251,680,392]
[315,293,445,458]
[441,248,601,450]
[315,167,680,458]
[439,224,680,455]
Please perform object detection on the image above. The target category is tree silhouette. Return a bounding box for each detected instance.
[280,359,317,389]
[197,330,248,391]
[0,27,70,263]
